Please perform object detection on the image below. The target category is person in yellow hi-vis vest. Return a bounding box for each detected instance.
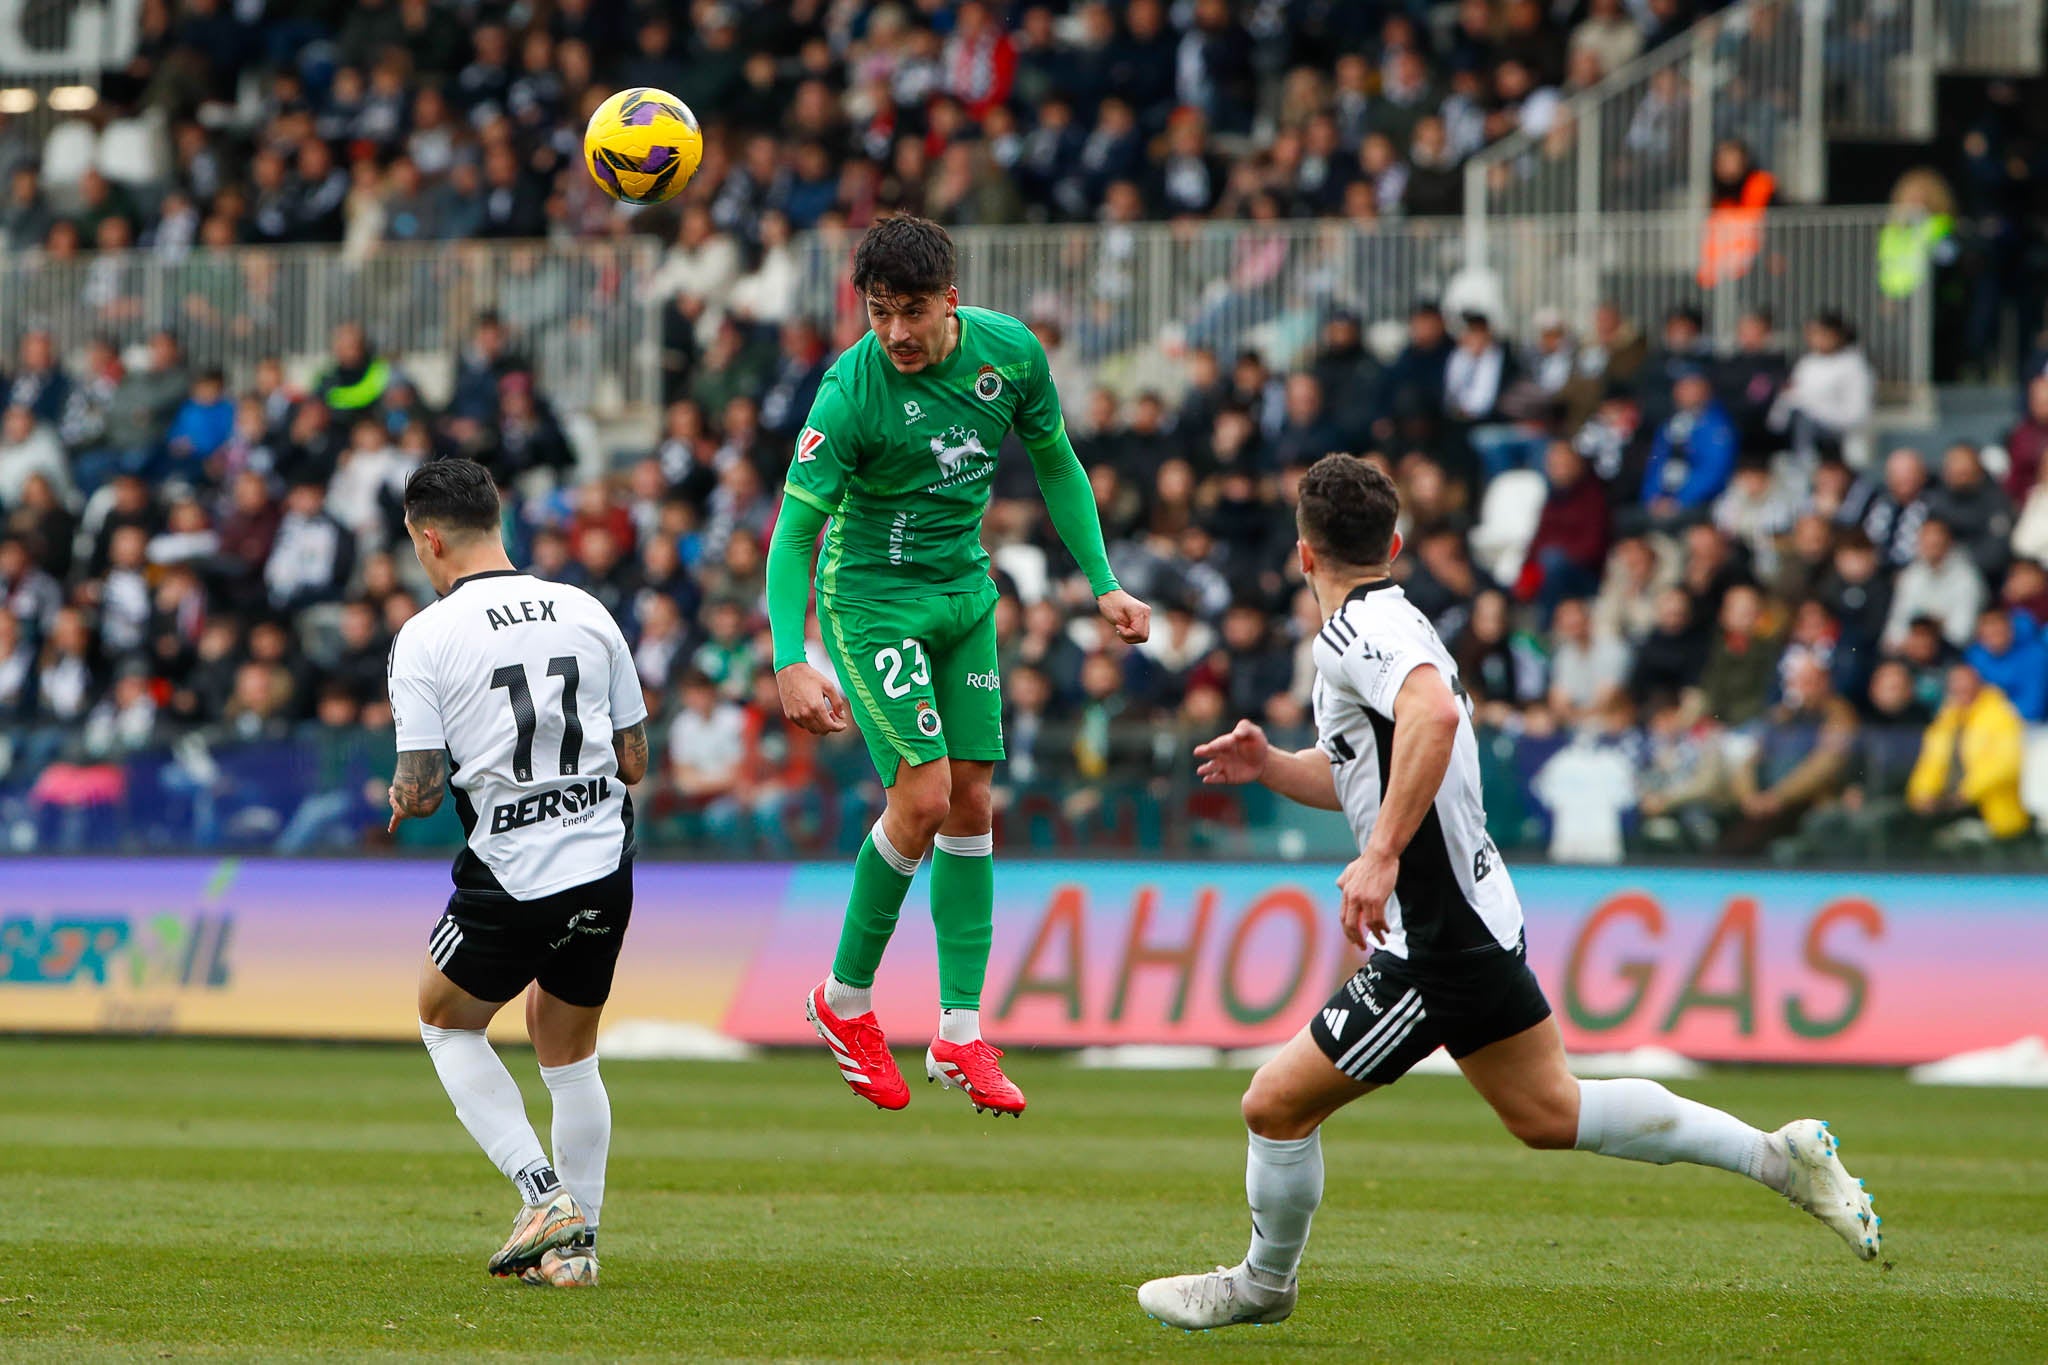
[1878,169,1957,300]
[1906,662,2031,840]
[1698,139,1776,289]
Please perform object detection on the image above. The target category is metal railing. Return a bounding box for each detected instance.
[931,211,1927,409]
[1464,0,2044,234]
[0,210,1928,421]
[0,238,664,418]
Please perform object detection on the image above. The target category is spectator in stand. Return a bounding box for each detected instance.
[1520,440,1612,616]
[2011,453,2048,567]
[1712,458,1799,579]
[1572,0,1644,77]
[1927,442,2015,583]
[0,407,67,508]
[1640,368,1738,530]
[1454,588,1545,726]
[1639,305,1714,429]
[1546,597,1630,726]
[4,331,72,428]
[1843,446,1932,568]
[1817,528,1892,666]
[1699,139,1776,292]
[1717,308,1790,449]
[1698,583,1781,727]
[1963,606,2048,721]
[264,481,354,612]
[1268,374,1346,470]
[1771,311,1876,466]
[0,607,30,720]
[161,369,235,484]
[1720,653,1859,855]
[1905,663,2030,843]
[1884,518,1984,649]
[2004,376,2048,500]
[1376,302,1453,450]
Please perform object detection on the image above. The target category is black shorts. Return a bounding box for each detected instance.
[1309,940,1551,1086]
[427,862,634,1008]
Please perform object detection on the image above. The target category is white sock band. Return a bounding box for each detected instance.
[824,976,873,1018]
[933,832,993,857]
[938,1007,981,1044]
[540,1054,611,1230]
[419,1021,552,1201]
[1244,1129,1323,1281]
[870,823,924,877]
[1575,1077,1774,1184]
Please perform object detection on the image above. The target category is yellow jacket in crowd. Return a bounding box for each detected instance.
[1906,684,2030,837]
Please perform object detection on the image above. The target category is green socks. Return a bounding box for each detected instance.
[830,826,922,992]
[931,832,995,1011]
[827,826,995,1017]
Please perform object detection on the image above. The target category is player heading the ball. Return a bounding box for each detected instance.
[765,215,1150,1116]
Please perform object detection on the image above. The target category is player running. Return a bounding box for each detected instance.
[386,458,650,1287]
[1137,454,1880,1330]
[766,215,1149,1116]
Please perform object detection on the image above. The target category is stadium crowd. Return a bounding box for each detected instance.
[1,0,1730,259]
[1,272,2044,862]
[0,0,2040,861]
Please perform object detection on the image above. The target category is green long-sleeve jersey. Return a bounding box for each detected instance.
[769,306,1117,667]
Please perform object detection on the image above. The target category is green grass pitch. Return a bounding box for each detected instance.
[3,1040,2045,1362]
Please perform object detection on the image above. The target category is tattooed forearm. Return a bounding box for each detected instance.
[390,749,449,816]
[612,721,649,785]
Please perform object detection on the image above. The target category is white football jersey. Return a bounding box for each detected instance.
[1309,579,1523,961]
[388,570,648,900]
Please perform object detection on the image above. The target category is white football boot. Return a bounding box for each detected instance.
[1776,1119,1881,1261]
[1138,1263,1296,1330]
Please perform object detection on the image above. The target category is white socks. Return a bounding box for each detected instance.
[540,1055,611,1231]
[824,975,873,1018]
[419,1021,554,1204]
[938,1007,981,1044]
[1575,1078,1788,1192]
[1244,1129,1323,1284]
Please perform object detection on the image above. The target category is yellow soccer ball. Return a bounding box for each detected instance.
[583,87,703,206]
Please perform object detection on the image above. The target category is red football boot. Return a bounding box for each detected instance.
[805,981,910,1110]
[924,1038,1027,1116]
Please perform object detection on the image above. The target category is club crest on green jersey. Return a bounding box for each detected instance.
[973,364,1002,402]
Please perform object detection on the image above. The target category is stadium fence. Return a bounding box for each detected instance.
[1,209,1929,423]
[1462,0,2045,239]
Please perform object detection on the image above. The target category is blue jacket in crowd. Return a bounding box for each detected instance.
[1642,397,1738,509]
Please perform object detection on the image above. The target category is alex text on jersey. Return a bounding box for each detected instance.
[388,569,649,901]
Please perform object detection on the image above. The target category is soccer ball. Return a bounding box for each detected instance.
[583,87,703,206]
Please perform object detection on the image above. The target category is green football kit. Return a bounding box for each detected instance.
[764,305,1119,1014]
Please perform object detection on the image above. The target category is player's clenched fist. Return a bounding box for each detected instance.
[1098,588,1151,644]
[1193,719,1270,785]
[776,662,851,734]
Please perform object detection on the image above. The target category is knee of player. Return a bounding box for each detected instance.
[1241,1076,1318,1141]
[945,782,993,834]
[417,1007,471,1035]
[898,787,953,839]
[1502,1102,1577,1150]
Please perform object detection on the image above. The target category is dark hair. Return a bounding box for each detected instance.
[1296,453,1401,568]
[851,215,956,298]
[402,458,501,533]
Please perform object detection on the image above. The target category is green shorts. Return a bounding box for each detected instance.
[820,582,1005,785]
